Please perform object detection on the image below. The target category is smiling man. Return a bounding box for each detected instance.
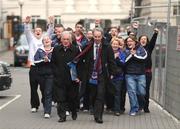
[24,16,44,113]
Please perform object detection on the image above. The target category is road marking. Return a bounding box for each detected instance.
[0,95,21,110]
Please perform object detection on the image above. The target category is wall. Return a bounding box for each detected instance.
[2,0,131,28]
[137,25,180,120]
[140,0,178,25]
[165,26,180,119]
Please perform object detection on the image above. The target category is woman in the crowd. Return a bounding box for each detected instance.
[118,37,127,114]
[105,26,119,112]
[110,37,126,116]
[34,35,54,119]
[138,28,159,113]
[124,36,147,116]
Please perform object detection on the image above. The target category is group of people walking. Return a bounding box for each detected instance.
[24,16,159,124]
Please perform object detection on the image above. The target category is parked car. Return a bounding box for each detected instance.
[0,61,12,91]
[14,34,29,66]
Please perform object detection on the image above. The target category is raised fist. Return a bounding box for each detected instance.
[48,16,54,24]
[25,16,31,24]
[154,28,159,33]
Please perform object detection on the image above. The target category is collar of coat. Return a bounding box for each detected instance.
[58,44,73,51]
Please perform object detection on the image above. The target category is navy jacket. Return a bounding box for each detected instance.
[125,44,147,75]
[34,48,53,75]
[113,49,126,80]
[51,34,61,47]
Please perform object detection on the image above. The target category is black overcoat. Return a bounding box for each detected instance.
[51,44,79,102]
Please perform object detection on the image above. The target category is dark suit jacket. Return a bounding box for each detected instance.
[79,39,121,97]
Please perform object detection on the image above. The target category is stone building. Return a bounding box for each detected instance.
[1,0,132,28]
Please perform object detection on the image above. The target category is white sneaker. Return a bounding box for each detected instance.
[129,112,136,116]
[52,101,55,106]
[31,108,37,113]
[44,113,50,119]
[66,111,70,116]
[83,109,89,112]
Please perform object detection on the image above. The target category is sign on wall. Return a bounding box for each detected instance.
[176,25,180,51]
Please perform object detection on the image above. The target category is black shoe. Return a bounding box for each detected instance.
[58,117,66,122]
[95,118,103,124]
[106,108,113,113]
[72,112,77,120]
[144,108,150,113]
[114,112,120,116]
[120,109,125,114]
[80,107,89,111]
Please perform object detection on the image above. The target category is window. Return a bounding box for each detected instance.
[31,15,40,29]
[173,5,178,15]
[173,2,180,16]
[54,15,61,24]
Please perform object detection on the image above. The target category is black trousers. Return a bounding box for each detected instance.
[89,75,105,120]
[82,85,90,110]
[105,84,114,110]
[120,80,126,112]
[105,79,126,112]
[144,72,152,110]
[137,72,152,110]
[56,82,79,119]
[29,66,44,109]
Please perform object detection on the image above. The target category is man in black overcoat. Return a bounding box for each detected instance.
[79,27,121,124]
[51,31,80,122]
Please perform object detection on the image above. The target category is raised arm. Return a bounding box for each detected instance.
[148,28,159,52]
[46,16,55,36]
[24,16,34,43]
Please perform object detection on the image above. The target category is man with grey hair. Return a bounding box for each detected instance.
[51,31,80,122]
[79,27,121,123]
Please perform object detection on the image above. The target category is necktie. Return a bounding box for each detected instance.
[95,44,99,60]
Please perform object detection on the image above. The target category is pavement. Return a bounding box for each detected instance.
[0,49,14,65]
[0,39,9,53]
[0,50,180,129]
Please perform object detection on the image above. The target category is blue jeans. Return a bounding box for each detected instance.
[125,74,146,113]
[111,79,123,113]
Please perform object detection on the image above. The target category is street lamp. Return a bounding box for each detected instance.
[18,0,24,24]
[130,0,134,22]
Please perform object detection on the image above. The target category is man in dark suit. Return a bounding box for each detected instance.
[80,27,121,124]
